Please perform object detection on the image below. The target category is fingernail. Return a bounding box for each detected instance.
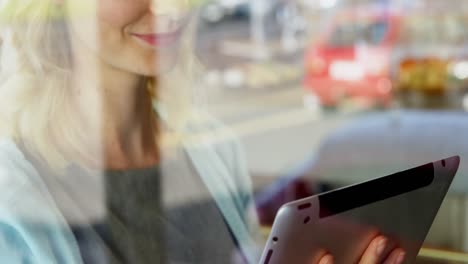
[376,238,387,256]
[395,252,405,264]
[323,255,334,264]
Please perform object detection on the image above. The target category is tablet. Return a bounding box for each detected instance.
[260,156,460,264]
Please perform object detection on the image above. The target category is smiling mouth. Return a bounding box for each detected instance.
[132,28,184,48]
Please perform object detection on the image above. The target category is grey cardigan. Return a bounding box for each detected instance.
[0,116,261,263]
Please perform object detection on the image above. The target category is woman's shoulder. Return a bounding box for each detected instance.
[0,138,36,198]
[182,110,254,203]
[0,137,61,221]
[182,112,262,258]
[0,137,83,263]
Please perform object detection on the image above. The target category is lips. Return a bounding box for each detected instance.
[132,29,183,48]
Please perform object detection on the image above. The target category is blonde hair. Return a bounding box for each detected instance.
[0,0,201,171]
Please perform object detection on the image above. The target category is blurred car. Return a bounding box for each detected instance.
[395,12,468,107]
[303,7,399,107]
[304,6,468,109]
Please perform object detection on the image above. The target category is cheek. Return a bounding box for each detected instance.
[97,0,145,29]
[67,0,142,51]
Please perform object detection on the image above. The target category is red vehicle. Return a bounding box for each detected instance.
[304,8,401,107]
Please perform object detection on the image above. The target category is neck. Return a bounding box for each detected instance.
[71,49,159,170]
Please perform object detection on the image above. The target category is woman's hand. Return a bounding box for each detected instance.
[316,236,406,264]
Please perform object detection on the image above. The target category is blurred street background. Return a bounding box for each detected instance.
[193,0,468,262]
[194,0,468,178]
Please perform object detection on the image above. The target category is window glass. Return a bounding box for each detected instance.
[1,0,468,263]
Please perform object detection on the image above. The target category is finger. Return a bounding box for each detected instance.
[317,254,334,264]
[310,249,330,264]
[383,248,405,264]
[359,236,387,264]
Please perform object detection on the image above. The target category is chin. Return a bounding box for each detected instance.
[127,42,182,75]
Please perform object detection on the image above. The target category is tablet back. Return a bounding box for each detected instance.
[260,156,460,264]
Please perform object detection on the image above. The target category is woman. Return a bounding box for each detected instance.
[0,0,405,263]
